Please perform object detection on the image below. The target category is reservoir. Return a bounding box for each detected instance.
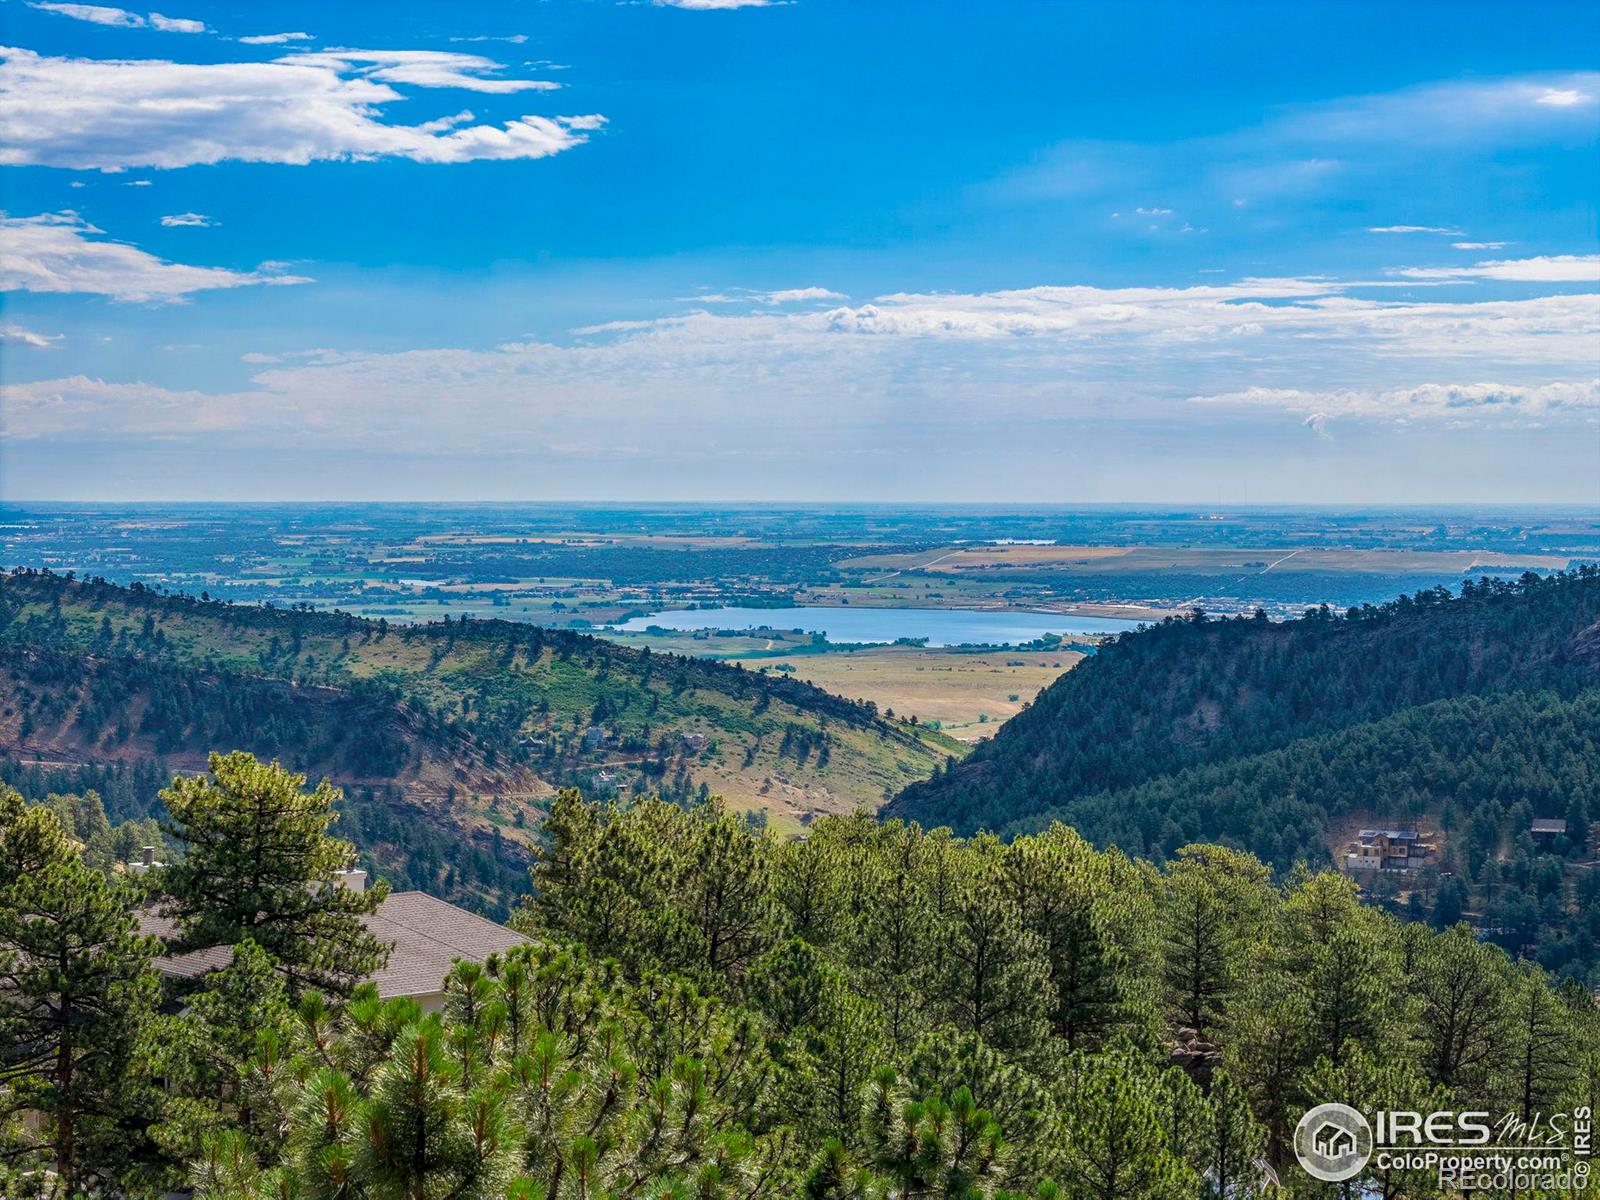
[609,605,1144,647]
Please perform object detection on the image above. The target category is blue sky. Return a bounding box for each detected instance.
[1,0,1596,502]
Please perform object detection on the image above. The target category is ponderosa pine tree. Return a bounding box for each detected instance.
[1298,1047,1448,1200]
[154,938,295,1167]
[1198,1070,1271,1200]
[0,788,164,1196]
[843,822,936,1052]
[1220,970,1314,1167]
[1505,959,1577,1122]
[1278,874,1402,1059]
[1413,924,1512,1097]
[1160,846,1272,1041]
[904,1028,1058,1188]
[1055,1051,1195,1200]
[936,868,1051,1051]
[159,752,389,996]
[1004,827,1127,1050]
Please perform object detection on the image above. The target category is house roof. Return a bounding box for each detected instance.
[138,891,529,998]
[136,909,235,977]
[366,892,529,998]
[1357,828,1419,841]
[1531,818,1569,834]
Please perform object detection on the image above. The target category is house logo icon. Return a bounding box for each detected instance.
[1294,1103,1373,1182]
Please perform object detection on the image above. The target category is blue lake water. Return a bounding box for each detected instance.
[610,605,1144,647]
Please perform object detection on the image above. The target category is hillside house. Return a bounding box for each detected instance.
[138,870,528,1014]
[1531,817,1569,844]
[1345,828,1423,872]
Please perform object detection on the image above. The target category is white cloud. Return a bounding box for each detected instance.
[1,375,270,438]
[147,12,205,33]
[0,211,311,301]
[763,287,846,303]
[159,211,216,227]
[1271,72,1600,143]
[238,32,313,45]
[1191,379,1600,418]
[690,286,847,305]
[1451,241,1508,250]
[27,3,143,27]
[652,0,778,8]
[0,323,63,348]
[7,272,1595,451]
[27,3,204,31]
[1001,72,1600,215]
[240,352,280,363]
[1392,255,1600,283]
[1368,225,1462,234]
[282,49,560,94]
[1135,206,1174,217]
[0,47,602,170]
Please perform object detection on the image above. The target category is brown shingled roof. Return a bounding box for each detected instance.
[138,891,529,998]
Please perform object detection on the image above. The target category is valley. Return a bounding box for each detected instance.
[0,568,954,913]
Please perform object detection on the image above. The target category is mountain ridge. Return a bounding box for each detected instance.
[885,569,1600,836]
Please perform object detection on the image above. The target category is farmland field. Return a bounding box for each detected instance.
[724,646,1081,741]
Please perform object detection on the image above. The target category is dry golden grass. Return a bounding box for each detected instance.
[726,646,1081,741]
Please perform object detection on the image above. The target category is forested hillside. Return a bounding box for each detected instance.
[889,569,1600,981]
[0,569,950,911]
[889,569,1600,835]
[7,772,1597,1198]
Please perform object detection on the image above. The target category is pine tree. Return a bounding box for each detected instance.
[1414,925,1511,1096]
[1299,1047,1448,1200]
[937,872,1051,1051]
[1160,847,1271,1040]
[1056,1052,1194,1200]
[1222,971,1314,1167]
[353,1018,520,1199]
[0,789,165,1194]
[686,806,781,980]
[1199,1071,1270,1200]
[1279,875,1401,1057]
[157,938,296,1166]
[1505,960,1575,1122]
[846,823,936,1052]
[1005,827,1126,1050]
[159,752,389,996]
[862,1068,1009,1199]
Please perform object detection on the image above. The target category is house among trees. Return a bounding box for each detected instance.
[1344,827,1427,872]
[1530,817,1569,844]
[139,869,528,1013]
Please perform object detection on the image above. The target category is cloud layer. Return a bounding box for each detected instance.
[0,46,602,169]
[1392,254,1600,283]
[1190,379,1600,419]
[0,212,310,301]
[6,272,1596,447]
